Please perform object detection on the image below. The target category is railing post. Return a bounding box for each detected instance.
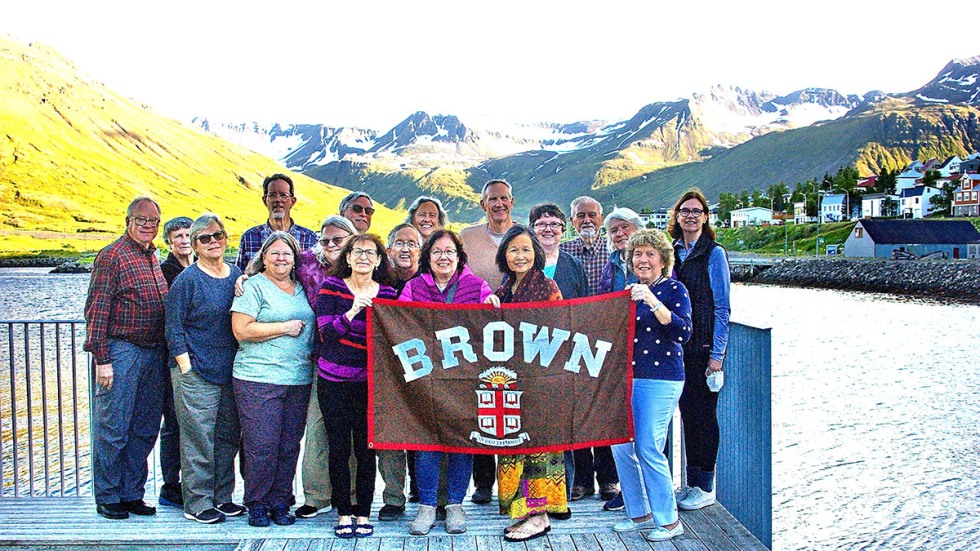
[717,322,772,548]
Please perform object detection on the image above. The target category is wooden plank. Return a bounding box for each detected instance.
[353,537,382,551]
[307,540,335,551]
[679,509,737,550]
[235,541,267,551]
[258,539,290,551]
[475,534,503,551]
[701,504,768,550]
[594,531,629,550]
[377,535,405,551]
[617,529,658,551]
[571,533,602,551]
[402,536,428,551]
[426,534,454,551]
[283,540,313,551]
[546,534,575,550]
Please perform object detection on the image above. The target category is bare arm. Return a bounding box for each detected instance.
[231,312,304,343]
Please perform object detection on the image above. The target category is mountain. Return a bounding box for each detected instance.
[0,36,404,255]
[909,56,980,106]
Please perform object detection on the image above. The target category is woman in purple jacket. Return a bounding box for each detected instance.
[400,229,493,535]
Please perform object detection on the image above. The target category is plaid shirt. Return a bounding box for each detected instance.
[235,220,318,272]
[560,235,609,297]
[84,234,169,364]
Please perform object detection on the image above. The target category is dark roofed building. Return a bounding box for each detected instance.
[845,219,980,259]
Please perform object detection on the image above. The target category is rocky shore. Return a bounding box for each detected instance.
[747,257,980,302]
[0,257,92,273]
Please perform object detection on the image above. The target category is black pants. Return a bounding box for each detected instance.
[159,364,181,494]
[678,348,720,473]
[318,378,375,517]
[572,445,619,488]
[472,455,496,491]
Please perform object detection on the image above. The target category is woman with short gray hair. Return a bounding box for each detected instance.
[599,207,643,293]
[406,196,448,241]
[165,213,244,524]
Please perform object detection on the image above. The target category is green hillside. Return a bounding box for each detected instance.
[0,37,404,256]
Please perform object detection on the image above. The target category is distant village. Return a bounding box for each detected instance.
[636,152,980,260]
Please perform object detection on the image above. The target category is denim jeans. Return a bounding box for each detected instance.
[612,378,683,525]
[415,452,473,506]
[92,340,164,504]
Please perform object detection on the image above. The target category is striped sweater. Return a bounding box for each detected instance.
[316,275,397,382]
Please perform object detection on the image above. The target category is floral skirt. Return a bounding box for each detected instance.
[497,452,567,519]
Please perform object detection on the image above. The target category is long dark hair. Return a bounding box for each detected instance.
[494,224,545,280]
[329,233,394,286]
[418,229,468,276]
[667,188,715,241]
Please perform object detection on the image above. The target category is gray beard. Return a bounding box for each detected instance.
[579,228,597,239]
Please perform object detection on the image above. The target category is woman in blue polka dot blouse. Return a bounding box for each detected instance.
[608,229,692,543]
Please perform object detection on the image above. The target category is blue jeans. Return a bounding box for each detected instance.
[92,340,165,504]
[415,452,472,506]
[612,378,683,525]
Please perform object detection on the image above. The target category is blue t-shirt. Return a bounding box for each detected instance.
[231,273,315,386]
[165,262,242,385]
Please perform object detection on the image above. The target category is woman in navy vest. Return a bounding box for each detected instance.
[667,189,731,511]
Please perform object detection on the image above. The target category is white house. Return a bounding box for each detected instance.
[938,155,962,177]
[861,193,899,218]
[729,207,773,227]
[896,169,923,192]
[899,186,942,218]
[638,209,670,229]
[820,194,847,222]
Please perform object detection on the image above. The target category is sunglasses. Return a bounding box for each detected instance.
[319,235,349,247]
[196,231,227,244]
[349,204,376,216]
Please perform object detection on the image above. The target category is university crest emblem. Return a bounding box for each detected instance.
[470,367,531,447]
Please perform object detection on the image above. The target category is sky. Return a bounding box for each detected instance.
[5,0,978,131]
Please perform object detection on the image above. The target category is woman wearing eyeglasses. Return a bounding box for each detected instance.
[231,232,316,528]
[399,229,492,535]
[667,189,731,512]
[292,215,358,520]
[316,234,398,538]
[165,214,244,524]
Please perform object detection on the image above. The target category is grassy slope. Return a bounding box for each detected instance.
[0,38,404,256]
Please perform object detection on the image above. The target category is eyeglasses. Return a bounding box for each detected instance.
[431,248,457,258]
[350,248,378,258]
[574,211,600,219]
[132,216,160,227]
[348,204,376,215]
[319,235,349,247]
[196,231,227,244]
[533,222,565,231]
[264,193,293,200]
[267,251,294,258]
[678,208,705,218]
[392,240,419,250]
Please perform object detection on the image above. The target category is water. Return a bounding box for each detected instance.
[1,268,978,548]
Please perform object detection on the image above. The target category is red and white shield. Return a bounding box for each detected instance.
[476,384,523,438]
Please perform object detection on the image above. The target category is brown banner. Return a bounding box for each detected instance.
[367,292,635,455]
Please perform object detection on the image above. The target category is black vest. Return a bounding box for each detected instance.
[674,237,722,353]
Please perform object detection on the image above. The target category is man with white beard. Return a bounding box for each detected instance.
[558,196,621,507]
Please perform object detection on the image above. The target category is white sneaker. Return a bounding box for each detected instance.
[644,522,684,541]
[613,517,657,532]
[674,485,692,504]
[678,486,715,510]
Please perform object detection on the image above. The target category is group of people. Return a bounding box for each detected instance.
[83,173,730,543]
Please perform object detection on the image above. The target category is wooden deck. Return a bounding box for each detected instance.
[0,493,767,550]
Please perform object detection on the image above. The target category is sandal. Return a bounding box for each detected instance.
[334,524,354,539]
[503,523,551,542]
[354,523,374,538]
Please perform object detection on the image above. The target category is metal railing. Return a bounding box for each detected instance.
[1,320,90,497]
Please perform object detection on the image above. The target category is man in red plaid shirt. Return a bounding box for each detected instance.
[84,197,169,520]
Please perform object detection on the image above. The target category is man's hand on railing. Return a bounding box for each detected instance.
[96,363,114,390]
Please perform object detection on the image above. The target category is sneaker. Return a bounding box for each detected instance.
[215,502,246,517]
[410,505,436,535]
[248,505,270,527]
[96,503,129,520]
[184,508,226,524]
[269,505,296,526]
[444,503,466,534]
[378,504,405,521]
[603,493,625,511]
[120,499,156,516]
[674,485,693,504]
[644,522,684,542]
[599,482,620,501]
[158,489,183,508]
[295,504,320,518]
[678,487,715,511]
[570,485,592,501]
[613,517,656,532]
[471,487,492,504]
